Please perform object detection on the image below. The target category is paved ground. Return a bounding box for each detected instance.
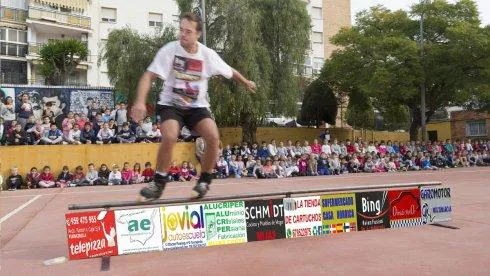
[1,167,489,275]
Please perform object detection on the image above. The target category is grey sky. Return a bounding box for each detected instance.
[351,0,490,26]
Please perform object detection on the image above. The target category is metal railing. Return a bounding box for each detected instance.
[28,6,90,29]
[28,42,91,62]
[0,6,28,23]
[1,42,28,57]
[68,182,442,210]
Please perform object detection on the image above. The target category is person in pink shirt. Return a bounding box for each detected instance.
[75,113,89,129]
[296,154,309,176]
[62,112,76,138]
[310,139,322,157]
[39,166,55,188]
[377,140,387,155]
[179,161,193,181]
[121,162,134,185]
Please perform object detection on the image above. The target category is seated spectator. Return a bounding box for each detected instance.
[297,154,309,176]
[26,120,44,145]
[222,144,232,162]
[8,123,27,145]
[83,163,99,186]
[329,153,341,175]
[72,166,86,187]
[41,124,64,145]
[26,167,41,189]
[102,109,112,122]
[142,116,153,134]
[168,161,181,181]
[254,159,266,179]
[317,152,330,175]
[0,117,5,145]
[132,163,145,183]
[267,139,278,157]
[302,140,312,156]
[40,116,51,133]
[96,122,114,144]
[7,167,23,191]
[406,156,420,171]
[228,155,241,178]
[24,116,36,132]
[121,162,134,185]
[257,142,269,161]
[108,119,118,133]
[421,156,438,170]
[39,166,55,188]
[364,156,375,173]
[92,113,104,133]
[386,158,397,172]
[135,121,147,142]
[216,156,229,178]
[67,123,82,144]
[115,103,128,129]
[308,154,318,176]
[56,166,73,188]
[62,112,76,138]
[188,162,198,178]
[340,141,348,156]
[42,103,55,123]
[142,162,155,183]
[81,122,96,144]
[117,122,136,143]
[250,142,259,159]
[262,159,277,178]
[98,164,110,185]
[331,139,341,156]
[145,124,162,143]
[179,161,193,181]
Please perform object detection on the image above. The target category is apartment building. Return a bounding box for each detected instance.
[1,0,350,87]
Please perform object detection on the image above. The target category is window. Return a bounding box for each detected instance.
[149,13,163,27]
[312,7,322,19]
[18,31,27,43]
[312,31,323,43]
[0,28,5,41]
[466,121,487,137]
[304,56,312,67]
[101,7,117,23]
[313,57,324,69]
[8,29,17,42]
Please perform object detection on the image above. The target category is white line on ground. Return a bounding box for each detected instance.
[1,168,488,199]
[0,195,42,224]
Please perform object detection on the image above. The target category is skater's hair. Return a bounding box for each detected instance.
[180,12,202,32]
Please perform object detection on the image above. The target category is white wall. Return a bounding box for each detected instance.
[305,0,325,74]
[87,0,179,87]
[2,0,28,10]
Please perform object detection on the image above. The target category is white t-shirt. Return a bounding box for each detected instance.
[148,41,233,109]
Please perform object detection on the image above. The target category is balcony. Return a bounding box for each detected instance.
[27,6,90,30]
[27,43,92,68]
[0,6,28,24]
[0,42,28,57]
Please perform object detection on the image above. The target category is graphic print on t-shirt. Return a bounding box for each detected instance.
[172,56,203,105]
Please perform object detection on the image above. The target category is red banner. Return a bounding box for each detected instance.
[388,189,421,220]
[65,210,118,260]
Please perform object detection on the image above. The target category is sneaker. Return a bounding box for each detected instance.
[139,173,168,200]
[192,173,212,199]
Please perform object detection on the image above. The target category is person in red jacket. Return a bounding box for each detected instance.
[168,161,181,181]
[142,162,155,183]
[39,166,55,188]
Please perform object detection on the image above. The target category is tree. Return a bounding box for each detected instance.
[101,26,176,105]
[321,0,490,140]
[39,39,88,85]
[298,79,337,127]
[345,88,375,129]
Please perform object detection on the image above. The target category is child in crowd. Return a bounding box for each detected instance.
[72,166,86,187]
[41,124,64,145]
[297,154,309,176]
[216,156,229,178]
[84,163,99,185]
[188,162,198,179]
[96,122,114,144]
[7,167,23,191]
[145,124,162,143]
[263,159,278,178]
[39,166,55,188]
[132,163,145,183]
[67,123,82,144]
[108,164,122,185]
[168,161,181,181]
[121,162,133,185]
[98,164,110,185]
[142,162,155,183]
[26,167,41,189]
[117,122,136,143]
[56,166,73,188]
[179,161,193,181]
[80,122,96,144]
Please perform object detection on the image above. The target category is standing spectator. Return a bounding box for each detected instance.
[98,164,110,185]
[142,162,155,183]
[15,93,34,128]
[7,167,23,191]
[97,122,114,144]
[26,167,41,189]
[87,99,99,121]
[41,124,64,145]
[115,103,128,129]
[38,166,55,188]
[320,129,330,143]
[1,96,16,123]
[56,166,73,188]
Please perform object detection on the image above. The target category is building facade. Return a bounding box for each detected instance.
[451,111,489,140]
[1,0,350,87]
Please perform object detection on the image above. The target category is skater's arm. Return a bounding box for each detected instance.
[132,72,158,122]
[232,69,257,93]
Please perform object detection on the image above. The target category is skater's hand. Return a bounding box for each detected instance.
[246,80,257,93]
[131,102,146,122]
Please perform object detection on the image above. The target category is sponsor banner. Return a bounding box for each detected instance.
[389,189,422,228]
[204,201,247,246]
[115,208,163,255]
[161,204,207,250]
[321,193,357,234]
[65,211,118,260]
[356,191,390,231]
[284,196,323,239]
[245,199,286,241]
[420,187,452,224]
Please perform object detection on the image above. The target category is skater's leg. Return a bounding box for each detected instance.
[156,119,180,173]
[194,118,220,174]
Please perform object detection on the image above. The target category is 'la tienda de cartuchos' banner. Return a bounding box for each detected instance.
[245,199,286,241]
[321,193,357,234]
[284,196,323,238]
[204,201,247,246]
[161,204,207,250]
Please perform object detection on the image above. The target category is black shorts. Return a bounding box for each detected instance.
[156,105,212,131]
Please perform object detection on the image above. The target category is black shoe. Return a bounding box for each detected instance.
[192,173,212,199]
[139,173,168,200]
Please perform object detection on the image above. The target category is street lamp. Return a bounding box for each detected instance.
[420,0,427,141]
[194,0,207,46]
